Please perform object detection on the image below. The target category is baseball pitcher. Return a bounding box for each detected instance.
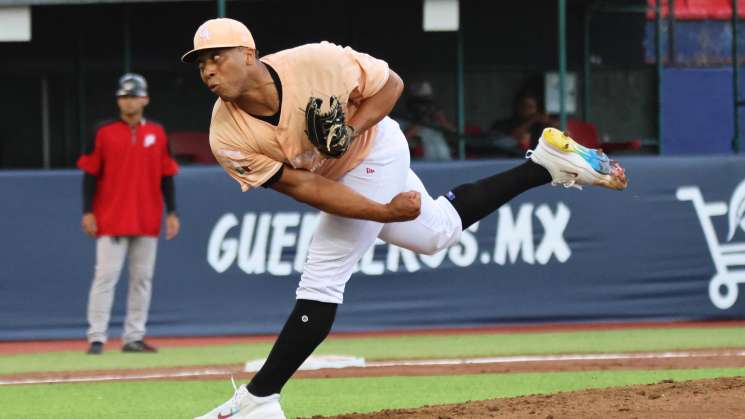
[183,18,627,419]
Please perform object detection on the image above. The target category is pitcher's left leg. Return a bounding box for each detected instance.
[379,159,551,253]
[382,128,628,253]
[379,169,462,255]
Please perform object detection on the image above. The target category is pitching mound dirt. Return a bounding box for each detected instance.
[309,376,745,419]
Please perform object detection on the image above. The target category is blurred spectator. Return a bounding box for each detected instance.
[77,73,180,355]
[397,81,454,161]
[491,88,558,152]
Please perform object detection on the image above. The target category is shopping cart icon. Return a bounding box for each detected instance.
[677,181,745,309]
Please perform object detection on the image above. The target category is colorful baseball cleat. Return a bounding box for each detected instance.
[527,127,628,190]
[194,378,286,419]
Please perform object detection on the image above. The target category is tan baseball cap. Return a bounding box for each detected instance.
[181,18,256,63]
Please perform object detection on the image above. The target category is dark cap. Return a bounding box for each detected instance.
[116,73,148,97]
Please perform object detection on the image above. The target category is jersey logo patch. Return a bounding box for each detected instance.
[235,166,251,175]
[144,134,156,148]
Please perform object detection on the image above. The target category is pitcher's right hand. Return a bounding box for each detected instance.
[385,191,421,222]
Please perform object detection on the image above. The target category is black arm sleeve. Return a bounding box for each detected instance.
[83,173,97,213]
[161,176,176,214]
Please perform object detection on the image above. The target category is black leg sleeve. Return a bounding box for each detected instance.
[247,299,337,397]
[446,160,551,229]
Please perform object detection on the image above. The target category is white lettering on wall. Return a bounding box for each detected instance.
[206,213,239,273]
[495,204,535,265]
[267,213,300,276]
[206,203,572,276]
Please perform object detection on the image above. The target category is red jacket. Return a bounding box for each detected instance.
[77,119,179,237]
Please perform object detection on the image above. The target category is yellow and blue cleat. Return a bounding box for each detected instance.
[527,127,628,191]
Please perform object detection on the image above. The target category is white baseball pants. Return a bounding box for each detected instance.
[86,236,158,344]
[297,117,462,303]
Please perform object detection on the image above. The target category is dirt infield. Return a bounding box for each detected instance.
[313,376,745,419]
[3,324,745,417]
[3,349,745,418]
[2,349,745,385]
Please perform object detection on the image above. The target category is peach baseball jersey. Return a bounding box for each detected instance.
[209,42,390,191]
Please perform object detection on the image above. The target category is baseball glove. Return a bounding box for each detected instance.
[305,96,356,158]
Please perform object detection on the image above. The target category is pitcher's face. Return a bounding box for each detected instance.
[197,47,253,101]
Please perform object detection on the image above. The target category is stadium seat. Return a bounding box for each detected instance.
[464,124,483,136]
[692,0,732,19]
[168,131,217,164]
[646,0,745,20]
[566,119,641,154]
[678,0,713,19]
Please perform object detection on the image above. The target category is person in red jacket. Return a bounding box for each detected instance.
[77,73,180,354]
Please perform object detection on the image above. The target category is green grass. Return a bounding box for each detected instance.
[3,326,745,375]
[1,368,743,418]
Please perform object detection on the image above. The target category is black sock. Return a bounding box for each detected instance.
[445,160,551,229]
[246,299,337,397]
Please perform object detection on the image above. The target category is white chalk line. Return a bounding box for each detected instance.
[3,350,745,386]
[366,350,745,367]
[0,368,235,385]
